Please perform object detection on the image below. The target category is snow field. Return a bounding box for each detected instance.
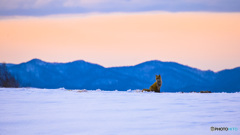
[0,88,239,135]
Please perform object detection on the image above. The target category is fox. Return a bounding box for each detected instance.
[142,75,162,93]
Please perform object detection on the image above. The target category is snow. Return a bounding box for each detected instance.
[0,88,239,135]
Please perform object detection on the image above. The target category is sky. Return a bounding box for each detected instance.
[0,0,240,72]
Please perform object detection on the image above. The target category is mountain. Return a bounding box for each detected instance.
[4,59,240,92]
[212,67,240,92]
[109,60,216,92]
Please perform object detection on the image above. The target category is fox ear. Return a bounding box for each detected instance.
[156,75,157,77]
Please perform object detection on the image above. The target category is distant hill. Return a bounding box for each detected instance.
[5,59,240,92]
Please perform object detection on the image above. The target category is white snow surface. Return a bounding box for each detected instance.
[0,88,239,135]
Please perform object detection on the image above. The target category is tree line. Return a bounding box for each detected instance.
[0,63,19,87]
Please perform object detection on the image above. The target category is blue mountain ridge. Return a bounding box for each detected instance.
[5,59,240,92]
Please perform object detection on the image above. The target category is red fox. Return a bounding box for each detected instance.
[142,75,162,93]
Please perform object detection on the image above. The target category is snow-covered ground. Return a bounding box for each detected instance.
[0,88,239,135]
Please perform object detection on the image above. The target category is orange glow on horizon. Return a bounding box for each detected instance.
[0,12,240,71]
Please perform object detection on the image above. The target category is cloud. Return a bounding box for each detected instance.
[34,0,55,8]
[63,0,112,7]
[0,0,55,9]
[0,0,240,16]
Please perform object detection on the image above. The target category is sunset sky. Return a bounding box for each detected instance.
[0,0,240,72]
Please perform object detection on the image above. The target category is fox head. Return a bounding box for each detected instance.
[155,75,161,81]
